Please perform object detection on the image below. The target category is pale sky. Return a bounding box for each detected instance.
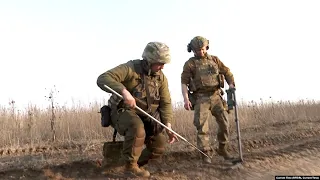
[1,0,319,110]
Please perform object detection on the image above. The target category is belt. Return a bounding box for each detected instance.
[195,90,218,97]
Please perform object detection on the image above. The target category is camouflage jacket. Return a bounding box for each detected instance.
[97,59,173,125]
[181,54,235,93]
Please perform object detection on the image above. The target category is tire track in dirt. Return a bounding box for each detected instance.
[239,118,320,134]
[238,137,320,180]
[0,142,100,157]
[148,134,320,180]
[151,118,320,180]
[230,129,320,153]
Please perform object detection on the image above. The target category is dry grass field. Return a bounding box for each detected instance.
[1,98,320,179]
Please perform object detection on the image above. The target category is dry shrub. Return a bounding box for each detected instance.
[1,98,320,149]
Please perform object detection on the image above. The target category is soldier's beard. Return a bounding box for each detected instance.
[151,68,160,73]
[142,60,161,75]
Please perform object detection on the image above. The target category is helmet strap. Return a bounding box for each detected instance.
[143,59,153,75]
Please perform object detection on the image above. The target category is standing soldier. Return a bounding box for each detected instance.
[180,36,235,163]
[97,41,178,178]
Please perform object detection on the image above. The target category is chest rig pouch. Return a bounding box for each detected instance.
[131,62,161,114]
[131,61,164,136]
[191,55,220,92]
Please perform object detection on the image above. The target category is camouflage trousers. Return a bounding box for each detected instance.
[193,91,230,151]
[110,109,166,166]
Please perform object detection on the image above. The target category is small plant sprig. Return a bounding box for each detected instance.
[45,85,59,142]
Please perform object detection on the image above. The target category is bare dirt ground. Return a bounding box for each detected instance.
[1,118,320,180]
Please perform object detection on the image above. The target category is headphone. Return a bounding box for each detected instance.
[187,40,209,53]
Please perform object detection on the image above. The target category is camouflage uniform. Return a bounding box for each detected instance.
[97,42,173,177]
[181,36,235,161]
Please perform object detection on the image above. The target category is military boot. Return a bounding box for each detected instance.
[216,143,234,160]
[124,163,150,178]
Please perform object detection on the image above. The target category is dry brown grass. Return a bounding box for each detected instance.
[1,98,320,149]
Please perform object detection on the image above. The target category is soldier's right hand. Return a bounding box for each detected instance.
[184,100,192,110]
[121,88,136,108]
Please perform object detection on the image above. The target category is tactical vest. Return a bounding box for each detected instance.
[190,55,220,93]
[132,60,162,115]
[108,60,162,116]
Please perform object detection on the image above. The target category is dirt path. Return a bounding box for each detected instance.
[1,118,320,180]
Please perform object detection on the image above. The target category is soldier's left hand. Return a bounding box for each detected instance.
[165,123,179,144]
[184,100,192,111]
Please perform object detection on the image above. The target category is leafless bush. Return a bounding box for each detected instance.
[0,97,320,149]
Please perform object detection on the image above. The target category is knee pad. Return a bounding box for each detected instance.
[132,127,146,156]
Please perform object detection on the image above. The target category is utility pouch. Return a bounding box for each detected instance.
[219,74,225,88]
[187,77,197,110]
[100,105,112,127]
[188,90,196,110]
[219,91,228,113]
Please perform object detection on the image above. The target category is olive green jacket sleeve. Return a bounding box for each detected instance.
[159,74,174,125]
[97,62,173,124]
[181,59,194,85]
[96,63,132,95]
[213,56,235,86]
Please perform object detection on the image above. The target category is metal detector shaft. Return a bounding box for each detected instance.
[103,84,211,159]
[232,90,244,162]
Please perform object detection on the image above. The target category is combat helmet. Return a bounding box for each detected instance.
[142,42,171,64]
[187,36,209,52]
